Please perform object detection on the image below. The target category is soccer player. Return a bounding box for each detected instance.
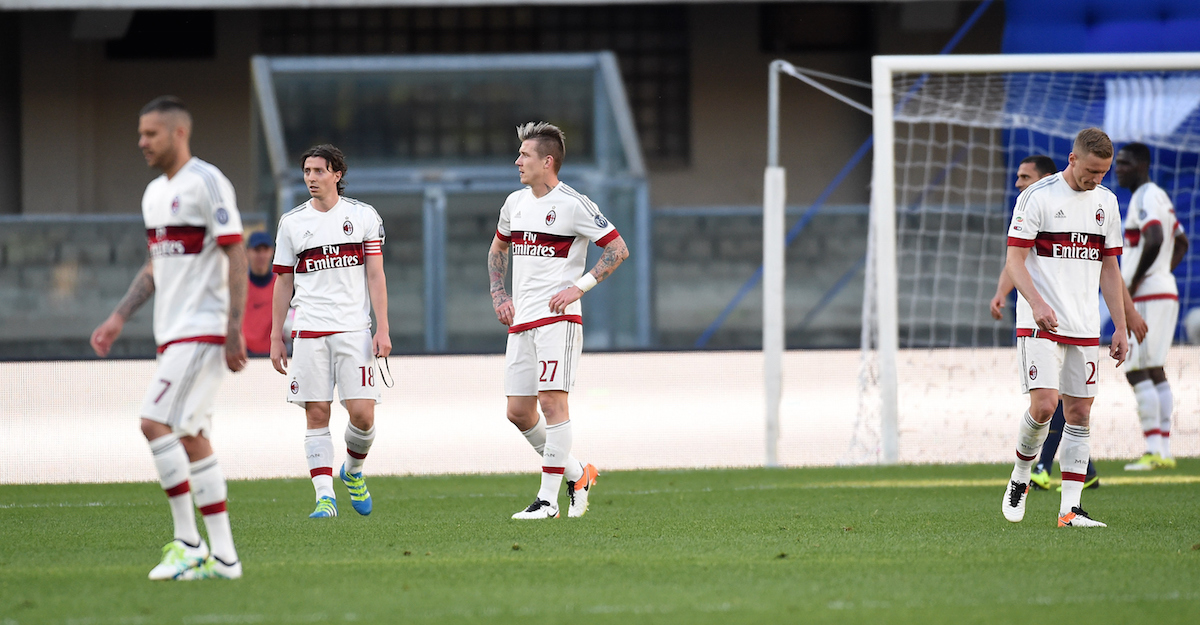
[270,144,390,519]
[488,122,628,519]
[1114,142,1190,471]
[90,96,246,579]
[1000,127,1128,528]
[244,231,276,357]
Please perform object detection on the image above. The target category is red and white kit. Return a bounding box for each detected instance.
[496,182,618,395]
[273,197,384,406]
[140,157,244,435]
[1122,181,1184,370]
[1007,172,1123,397]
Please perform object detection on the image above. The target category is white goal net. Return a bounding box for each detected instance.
[857,54,1200,464]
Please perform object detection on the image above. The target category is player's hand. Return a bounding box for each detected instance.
[224,333,248,373]
[1032,301,1058,333]
[270,336,288,374]
[549,286,583,315]
[373,329,392,358]
[988,293,1006,320]
[1110,331,1128,367]
[493,292,514,326]
[1126,307,1148,344]
[90,314,124,358]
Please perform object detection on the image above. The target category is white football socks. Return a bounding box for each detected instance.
[1133,379,1161,455]
[1059,424,1090,514]
[305,427,336,500]
[149,434,201,546]
[537,420,573,505]
[1011,410,1049,483]
[344,423,375,475]
[520,415,585,482]
[190,456,238,564]
[1156,381,1173,457]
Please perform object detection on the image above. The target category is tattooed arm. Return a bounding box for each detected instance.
[222,242,249,372]
[90,259,155,357]
[548,235,629,314]
[489,236,514,326]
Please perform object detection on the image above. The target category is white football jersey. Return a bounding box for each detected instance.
[1122,181,1184,301]
[272,197,384,334]
[496,182,618,333]
[142,157,244,349]
[1006,172,1123,343]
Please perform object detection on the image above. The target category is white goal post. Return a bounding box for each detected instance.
[868,53,1200,463]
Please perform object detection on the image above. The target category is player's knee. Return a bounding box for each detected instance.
[140,418,172,442]
[1029,399,1058,422]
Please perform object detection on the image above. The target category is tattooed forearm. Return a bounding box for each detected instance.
[588,237,629,283]
[488,247,510,304]
[224,243,248,333]
[115,261,155,320]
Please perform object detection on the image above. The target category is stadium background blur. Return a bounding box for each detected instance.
[1,0,1198,481]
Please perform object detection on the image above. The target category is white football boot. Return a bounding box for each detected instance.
[148,539,209,580]
[1002,479,1029,523]
[512,499,559,519]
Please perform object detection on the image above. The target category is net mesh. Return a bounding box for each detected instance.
[855,68,1200,464]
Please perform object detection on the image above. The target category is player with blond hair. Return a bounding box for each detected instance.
[1001,127,1128,528]
[488,122,629,519]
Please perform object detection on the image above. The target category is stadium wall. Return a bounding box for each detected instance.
[2,347,1195,484]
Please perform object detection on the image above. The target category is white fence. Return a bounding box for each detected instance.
[1,348,1195,484]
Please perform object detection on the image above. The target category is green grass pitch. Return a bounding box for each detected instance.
[2,460,1198,624]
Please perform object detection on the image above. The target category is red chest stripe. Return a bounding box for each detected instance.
[1033,232,1104,261]
[509,231,574,258]
[146,226,206,256]
[295,243,365,273]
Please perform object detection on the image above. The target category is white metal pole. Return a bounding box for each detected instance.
[870,57,899,464]
[764,61,786,467]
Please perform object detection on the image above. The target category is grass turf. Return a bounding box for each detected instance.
[1,460,1198,624]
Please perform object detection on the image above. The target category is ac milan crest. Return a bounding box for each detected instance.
[1028,365,1038,380]
[170,196,181,214]
[1095,208,1104,226]
[343,219,354,235]
[290,380,299,394]
[545,209,556,226]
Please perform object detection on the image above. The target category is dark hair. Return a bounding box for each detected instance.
[1020,155,1057,178]
[141,95,188,117]
[1119,142,1152,166]
[516,122,566,174]
[300,144,347,195]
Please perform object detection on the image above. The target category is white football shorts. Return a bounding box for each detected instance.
[1018,336,1099,398]
[141,341,227,437]
[288,329,381,407]
[1127,297,1179,371]
[504,320,583,396]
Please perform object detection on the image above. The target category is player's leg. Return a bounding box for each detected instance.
[1146,299,1178,468]
[159,342,241,579]
[140,343,208,579]
[1124,367,1160,470]
[335,331,381,516]
[291,336,338,517]
[1003,337,1060,522]
[1030,401,1065,490]
[1056,345,1105,527]
[1150,368,1175,467]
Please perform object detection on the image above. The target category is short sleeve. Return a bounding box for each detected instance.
[272,218,297,274]
[1006,188,1039,247]
[1104,197,1123,256]
[208,174,243,246]
[1144,187,1173,232]
[495,194,513,242]
[570,194,618,247]
[363,205,384,256]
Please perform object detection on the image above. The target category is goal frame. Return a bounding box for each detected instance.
[869,52,1200,463]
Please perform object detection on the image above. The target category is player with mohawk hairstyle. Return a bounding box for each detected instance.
[488,122,629,519]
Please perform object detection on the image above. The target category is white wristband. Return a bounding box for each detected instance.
[574,273,598,293]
